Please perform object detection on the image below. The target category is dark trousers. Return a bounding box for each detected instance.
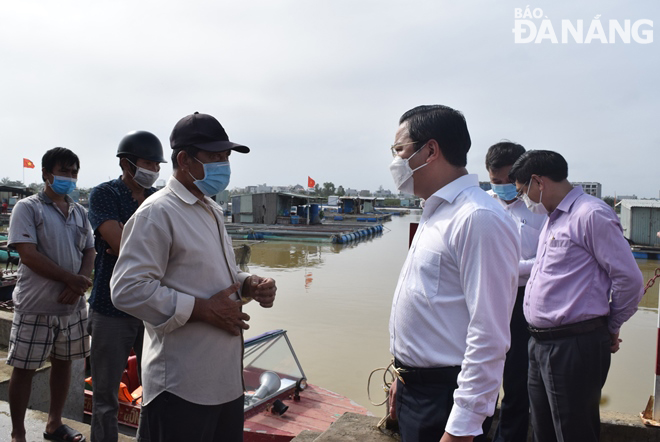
[88,309,144,442]
[493,286,530,442]
[395,376,492,442]
[528,326,611,442]
[137,392,244,442]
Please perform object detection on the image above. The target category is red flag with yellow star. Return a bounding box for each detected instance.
[23,158,35,169]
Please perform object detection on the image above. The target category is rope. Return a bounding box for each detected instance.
[367,361,396,407]
[644,268,660,295]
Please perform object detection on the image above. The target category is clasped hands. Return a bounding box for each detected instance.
[201,275,277,336]
[57,273,93,304]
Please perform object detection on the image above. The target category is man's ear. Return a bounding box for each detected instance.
[425,139,443,163]
[177,150,190,172]
[532,174,545,192]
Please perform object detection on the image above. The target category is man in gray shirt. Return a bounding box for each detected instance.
[7,147,95,442]
[112,112,277,442]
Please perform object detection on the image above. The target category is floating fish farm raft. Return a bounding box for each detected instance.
[225,222,384,244]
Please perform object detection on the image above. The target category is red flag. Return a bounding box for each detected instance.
[308,176,315,188]
[23,158,35,169]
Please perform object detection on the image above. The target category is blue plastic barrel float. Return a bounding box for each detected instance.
[310,204,321,224]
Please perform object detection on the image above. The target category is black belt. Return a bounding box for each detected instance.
[394,359,461,385]
[528,316,608,341]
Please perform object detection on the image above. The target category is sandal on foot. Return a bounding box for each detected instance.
[43,424,86,442]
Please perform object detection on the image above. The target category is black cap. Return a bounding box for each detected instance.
[170,112,250,153]
[117,130,167,163]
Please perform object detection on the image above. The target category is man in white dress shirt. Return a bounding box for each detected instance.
[111,112,277,442]
[387,105,520,442]
[485,142,546,442]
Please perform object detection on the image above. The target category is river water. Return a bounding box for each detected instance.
[241,211,660,417]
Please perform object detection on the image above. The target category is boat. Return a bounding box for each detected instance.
[0,236,18,303]
[83,329,369,440]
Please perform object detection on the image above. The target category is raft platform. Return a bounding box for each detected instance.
[632,245,660,260]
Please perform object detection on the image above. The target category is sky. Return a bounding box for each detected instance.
[1,0,657,197]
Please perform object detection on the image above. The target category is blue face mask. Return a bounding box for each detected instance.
[491,183,518,201]
[190,158,231,196]
[49,175,77,195]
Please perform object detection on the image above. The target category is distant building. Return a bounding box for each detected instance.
[0,185,33,213]
[617,195,637,200]
[345,188,358,197]
[245,185,258,194]
[479,181,492,191]
[573,182,601,199]
[619,199,660,247]
[231,192,318,224]
[257,183,272,193]
[339,196,375,214]
[374,189,392,198]
[359,190,371,197]
[400,198,422,208]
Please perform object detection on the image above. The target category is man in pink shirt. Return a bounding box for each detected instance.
[509,150,644,442]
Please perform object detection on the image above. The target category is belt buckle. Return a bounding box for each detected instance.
[392,366,406,385]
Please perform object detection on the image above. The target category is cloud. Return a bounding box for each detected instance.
[0,0,657,197]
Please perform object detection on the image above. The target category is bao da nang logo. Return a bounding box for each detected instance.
[513,6,653,44]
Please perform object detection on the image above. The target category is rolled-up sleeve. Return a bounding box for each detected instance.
[111,212,195,334]
[519,257,535,279]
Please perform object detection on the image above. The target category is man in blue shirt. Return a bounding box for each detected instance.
[87,131,165,442]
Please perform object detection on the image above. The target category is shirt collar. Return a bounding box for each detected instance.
[429,174,479,204]
[38,189,73,205]
[555,185,584,214]
[423,174,478,215]
[167,175,208,206]
[116,176,132,195]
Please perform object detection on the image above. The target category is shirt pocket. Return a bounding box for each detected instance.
[542,239,573,276]
[406,247,442,299]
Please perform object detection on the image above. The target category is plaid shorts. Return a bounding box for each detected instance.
[6,308,90,370]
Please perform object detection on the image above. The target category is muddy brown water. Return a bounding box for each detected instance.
[242,211,660,417]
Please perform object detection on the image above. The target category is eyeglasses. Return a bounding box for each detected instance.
[390,141,422,157]
[515,178,534,200]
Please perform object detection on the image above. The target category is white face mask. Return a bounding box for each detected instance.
[389,145,428,195]
[127,160,159,189]
[521,179,548,215]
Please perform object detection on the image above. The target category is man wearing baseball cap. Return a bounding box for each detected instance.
[111,112,277,442]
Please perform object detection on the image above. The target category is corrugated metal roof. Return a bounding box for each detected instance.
[620,199,660,209]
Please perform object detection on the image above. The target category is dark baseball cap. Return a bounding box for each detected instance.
[170,112,250,153]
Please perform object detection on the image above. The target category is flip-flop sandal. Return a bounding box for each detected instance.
[43,424,86,442]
